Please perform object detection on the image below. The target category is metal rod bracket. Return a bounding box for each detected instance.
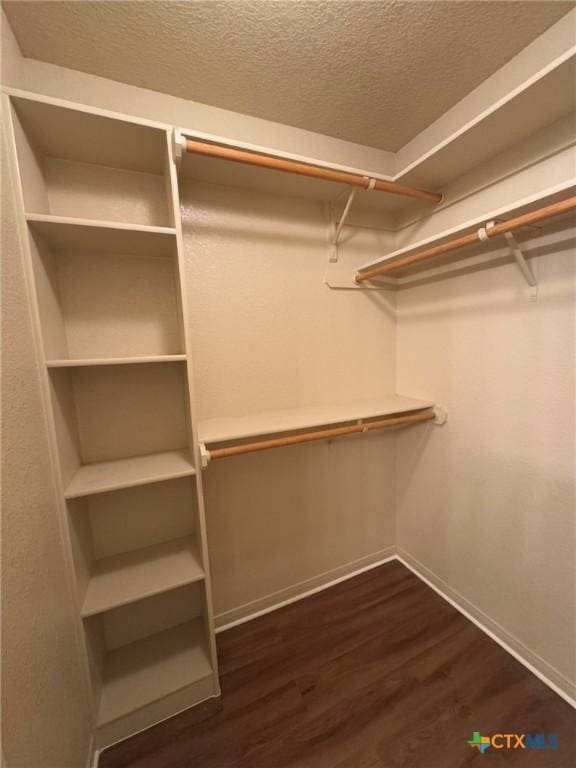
[433,405,448,425]
[172,129,185,168]
[199,443,211,469]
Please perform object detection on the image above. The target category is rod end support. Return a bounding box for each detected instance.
[433,405,448,425]
[199,443,211,468]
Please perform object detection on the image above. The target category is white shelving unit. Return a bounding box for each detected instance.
[5,92,220,748]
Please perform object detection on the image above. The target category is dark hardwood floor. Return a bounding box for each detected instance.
[100,560,576,768]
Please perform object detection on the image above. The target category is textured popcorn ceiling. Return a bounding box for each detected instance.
[3,0,574,151]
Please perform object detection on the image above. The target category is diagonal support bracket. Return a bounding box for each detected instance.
[329,177,375,263]
[479,221,538,298]
[503,231,537,288]
[329,188,359,263]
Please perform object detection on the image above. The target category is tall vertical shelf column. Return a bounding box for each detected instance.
[3,92,219,748]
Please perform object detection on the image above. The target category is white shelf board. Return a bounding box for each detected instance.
[64,450,195,499]
[397,56,576,189]
[198,395,434,445]
[82,536,204,617]
[98,618,212,726]
[357,182,576,276]
[47,355,186,368]
[26,214,177,257]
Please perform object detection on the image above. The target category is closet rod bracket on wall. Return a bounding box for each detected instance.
[432,404,448,425]
[172,129,185,169]
[199,443,211,469]
[329,178,378,263]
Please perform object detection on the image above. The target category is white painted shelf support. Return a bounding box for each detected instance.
[329,179,376,264]
[504,232,538,291]
[479,220,538,296]
[199,443,211,469]
[172,129,185,170]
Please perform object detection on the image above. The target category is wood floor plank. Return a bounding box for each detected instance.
[100,561,575,768]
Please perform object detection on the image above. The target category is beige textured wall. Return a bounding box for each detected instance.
[1,133,93,765]
[181,181,397,619]
[396,222,576,698]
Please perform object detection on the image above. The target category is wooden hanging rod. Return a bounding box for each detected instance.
[205,409,435,461]
[185,139,442,204]
[355,195,576,283]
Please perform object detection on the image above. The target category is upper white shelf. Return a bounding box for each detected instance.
[64,450,196,498]
[26,214,176,257]
[82,535,204,617]
[198,395,434,445]
[357,182,576,278]
[398,55,575,190]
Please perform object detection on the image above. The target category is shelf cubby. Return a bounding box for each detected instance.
[11,96,173,227]
[84,586,212,743]
[68,475,204,613]
[49,362,193,492]
[28,217,183,362]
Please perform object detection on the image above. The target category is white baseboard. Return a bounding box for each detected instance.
[214,546,397,632]
[397,548,576,709]
[89,740,99,768]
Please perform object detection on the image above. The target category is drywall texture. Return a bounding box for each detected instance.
[181,181,397,617]
[0,8,22,88]
[3,0,573,150]
[396,222,576,698]
[1,132,92,766]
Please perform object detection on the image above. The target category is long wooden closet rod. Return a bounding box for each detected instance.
[355,195,576,282]
[207,410,435,460]
[185,139,442,204]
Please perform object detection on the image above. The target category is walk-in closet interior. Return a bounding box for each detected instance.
[1,2,575,767]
